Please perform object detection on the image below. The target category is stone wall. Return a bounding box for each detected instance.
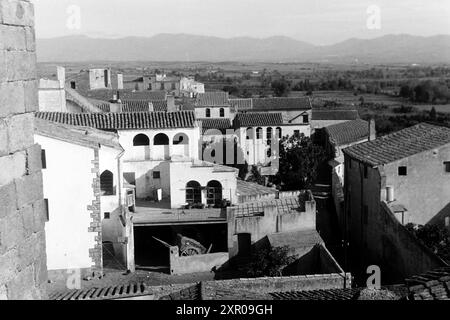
[169,246,229,275]
[0,0,47,299]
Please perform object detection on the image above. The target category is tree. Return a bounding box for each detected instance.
[271,79,291,97]
[430,106,437,121]
[247,165,265,186]
[406,223,450,263]
[240,246,297,278]
[274,134,328,190]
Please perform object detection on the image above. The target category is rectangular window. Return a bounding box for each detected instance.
[398,166,407,176]
[302,115,309,123]
[153,171,161,179]
[44,199,49,222]
[444,162,450,173]
[104,212,110,219]
[294,130,300,136]
[41,149,47,169]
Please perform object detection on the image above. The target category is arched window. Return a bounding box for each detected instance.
[207,180,223,207]
[205,108,211,118]
[100,170,114,196]
[246,127,253,140]
[186,181,202,205]
[153,133,169,145]
[173,133,189,145]
[276,127,282,139]
[256,127,263,140]
[133,134,150,146]
[219,108,225,118]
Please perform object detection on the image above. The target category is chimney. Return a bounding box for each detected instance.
[57,66,65,88]
[166,95,176,112]
[369,118,376,141]
[117,73,124,90]
[116,91,121,103]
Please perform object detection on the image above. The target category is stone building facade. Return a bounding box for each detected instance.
[0,0,48,299]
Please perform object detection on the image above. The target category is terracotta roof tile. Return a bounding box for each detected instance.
[234,112,284,127]
[195,92,230,107]
[406,267,450,300]
[199,118,233,134]
[325,119,369,146]
[343,123,450,166]
[35,111,196,130]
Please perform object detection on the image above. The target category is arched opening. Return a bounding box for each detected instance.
[173,133,189,145]
[186,181,202,205]
[100,170,114,196]
[219,108,225,118]
[276,127,282,139]
[207,180,223,207]
[153,133,169,145]
[256,127,263,140]
[246,127,253,140]
[205,108,211,118]
[133,134,150,146]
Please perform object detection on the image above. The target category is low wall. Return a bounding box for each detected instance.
[202,273,352,294]
[169,247,229,275]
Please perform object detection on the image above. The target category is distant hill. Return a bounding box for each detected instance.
[36,33,450,64]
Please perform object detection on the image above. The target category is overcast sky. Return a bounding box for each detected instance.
[31,0,450,45]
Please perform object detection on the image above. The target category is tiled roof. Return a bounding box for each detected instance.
[35,111,196,130]
[270,288,362,300]
[195,92,230,107]
[231,197,304,216]
[77,89,167,102]
[252,97,312,111]
[199,118,233,134]
[236,180,278,197]
[121,100,168,112]
[325,119,369,146]
[312,110,359,121]
[406,267,450,300]
[234,112,284,127]
[229,98,253,111]
[343,123,450,166]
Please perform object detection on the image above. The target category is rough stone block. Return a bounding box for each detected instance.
[25,143,41,174]
[20,203,33,237]
[7,112,34,153]
[0,0,35,27]
[0,50,6,82]
[0,151,26,186]
[32,199,46,233]
[0,182,17,219]
[33,253,47,288]
[0,118,8,156]
[24,25,34,51]
[6,265,37,300]
[23,79,38,112]
[1,213,24,251]
[15,170,43,208]
[6,50,36,81]
[0,249,18,284]
[0,24,26,50]
[0,80,25,117]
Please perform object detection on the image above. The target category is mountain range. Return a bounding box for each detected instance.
[36,33,450,64]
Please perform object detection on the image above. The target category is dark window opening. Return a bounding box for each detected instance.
[246,127,253,140]
[153,133,169,146]
[302,115,309,123]
[44,199,49,222]
[266,128,273,141]
[398,166,407,176]
[444,162,450,173]
[41,149,47,169]
[70,81,76,89]
[160,83,165,90]
[294,130,300,136]
[100,170,114,196]
[256,127,263,140]
[206,108,211,118]
[207,180,223,207]
[186,181,202,205]
[104,212,110,219]
[153,171,161,179]
[276,127,282,139]
[171,83,176,90]
[219,108,225,118]
[133,134,150,146]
